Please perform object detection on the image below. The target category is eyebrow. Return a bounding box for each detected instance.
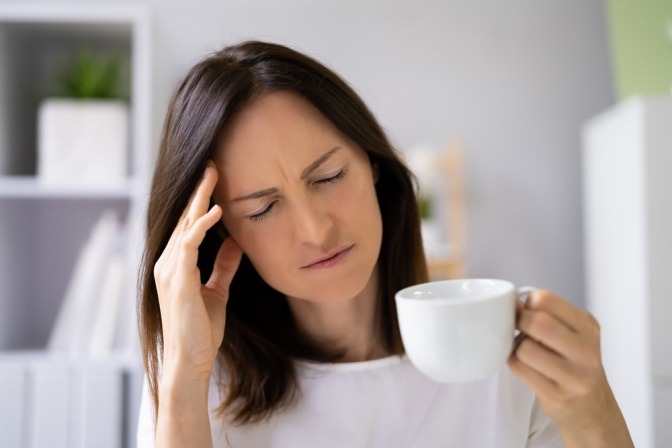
[300,146,341,180]
[230,146,342,203]
[230,187,279,203]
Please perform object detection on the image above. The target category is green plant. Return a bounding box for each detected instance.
[418,192,433,220]
[54,48,127,99]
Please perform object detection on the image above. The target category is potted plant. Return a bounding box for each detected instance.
[38,48,129,185]
[403,145,448,258]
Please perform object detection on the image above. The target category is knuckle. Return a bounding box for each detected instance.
[153,261,165,281]
[530,289,553,308]
[182,232,199,253]
[182,216,193,229]
[179,235,195,252]
[586,311,601,334]
[573,373,593,397]
[547,390,565,410]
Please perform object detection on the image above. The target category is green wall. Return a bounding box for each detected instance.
[607,0,672,100]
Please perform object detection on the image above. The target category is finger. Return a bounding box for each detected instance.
[526,290,585,333]
[518,308,586,361]
[206,236,243,300]
[177,204,223,270]
[165,163,217,262]
[183,162,219,228]
[511,299,528,353]
[508,348,561,401]
[512,332,527,353]
[513,337,575,385]
[515,298,525,317]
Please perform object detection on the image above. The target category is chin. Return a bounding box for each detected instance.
[273,263,376,303]
[308,275,372,302]
[304,260,378,302]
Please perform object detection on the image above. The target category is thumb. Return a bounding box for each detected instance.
[205,236,243,300]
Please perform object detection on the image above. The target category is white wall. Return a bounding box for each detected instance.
[2,0,615,305]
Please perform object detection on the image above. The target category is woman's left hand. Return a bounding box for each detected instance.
[507,289,633,447]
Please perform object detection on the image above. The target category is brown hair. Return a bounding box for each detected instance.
[138,40,428,425]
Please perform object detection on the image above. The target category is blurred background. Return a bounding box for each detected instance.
[79,0,608,304]
[0,0,670,447]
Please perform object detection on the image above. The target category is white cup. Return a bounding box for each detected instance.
[395,278,520,383]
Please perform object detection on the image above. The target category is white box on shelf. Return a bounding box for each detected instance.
[29,360,70,448]
[0,360,26,447]
[71,363,123,448]
[0,352,127,448]
[38,99,129,186]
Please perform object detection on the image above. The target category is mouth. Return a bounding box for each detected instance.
[301,244,355,269]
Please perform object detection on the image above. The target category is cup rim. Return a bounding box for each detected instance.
[395,278,515,304]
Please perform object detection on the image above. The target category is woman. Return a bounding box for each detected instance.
[137,41,633,447]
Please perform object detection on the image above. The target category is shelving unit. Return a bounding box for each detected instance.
[0,176,135,199]
[0,5,150,448]
[424,142,467,280]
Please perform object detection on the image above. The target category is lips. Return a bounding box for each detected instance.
[301,244,354,269]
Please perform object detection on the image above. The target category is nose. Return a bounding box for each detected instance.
[291,195,334,247]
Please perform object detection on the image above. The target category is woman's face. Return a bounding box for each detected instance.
[213,91,383,302]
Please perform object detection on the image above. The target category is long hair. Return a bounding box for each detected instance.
[138,40,428,426]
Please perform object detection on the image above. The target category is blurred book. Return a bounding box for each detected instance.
[48,210,126,356]
[89,253,126,358]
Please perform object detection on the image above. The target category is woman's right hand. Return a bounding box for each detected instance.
[154,161,243,381]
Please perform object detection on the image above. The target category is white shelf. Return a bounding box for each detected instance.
[0,4,148,24]
[0,176,135,199]
[0,6,151,447]
[0,349,140,369]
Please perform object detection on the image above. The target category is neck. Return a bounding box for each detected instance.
[286,264,390,363]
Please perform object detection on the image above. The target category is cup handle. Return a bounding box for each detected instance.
[512,286,537,353]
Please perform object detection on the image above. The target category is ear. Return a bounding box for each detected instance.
[371,162,379,184]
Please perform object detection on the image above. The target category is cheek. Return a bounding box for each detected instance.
[335,173,381,228]
[235,223,295,285]
[237,226,280,263]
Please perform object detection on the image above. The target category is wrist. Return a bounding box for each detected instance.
[156,369,214,448]
[159,365,211,406]
[559,406,634,448]
[560,424,607,448]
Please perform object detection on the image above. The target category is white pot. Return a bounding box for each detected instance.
[38,99,129,185]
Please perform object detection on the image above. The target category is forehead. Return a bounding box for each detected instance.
[215,91,345,170]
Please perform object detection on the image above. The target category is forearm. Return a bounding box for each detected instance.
[155,370,214,448]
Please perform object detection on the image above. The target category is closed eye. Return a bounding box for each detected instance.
[316,169,347,185]
[247,170,347,223]
[249,201,276,222]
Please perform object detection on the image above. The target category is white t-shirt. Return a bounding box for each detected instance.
[137,355,563,447]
